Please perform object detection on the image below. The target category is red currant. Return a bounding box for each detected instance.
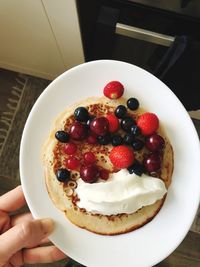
[90,117,109,136]
[83,152,96,164]
[69,121,87,140]
[145,134,165,152]
[63,142,77,155]
[66,156,80,170]
[99,169,109,180]
[87,133,97,144]
[143,153,161,173]
[80,165,99,183]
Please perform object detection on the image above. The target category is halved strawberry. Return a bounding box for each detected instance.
[137,112,159,136]
[109,145,134,169]
[106,114,119,133]
[103,81,124,99]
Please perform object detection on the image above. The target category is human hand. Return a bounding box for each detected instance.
[0,186,67,267]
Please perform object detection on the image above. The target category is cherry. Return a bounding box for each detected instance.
[63,142,77,155]
[69,121,87,140]
[80,165,99,183]
[90,117,109,136]
[143,153,161,173]
[83,152,96,164]
[66,156,80,170]
[145,134,165,152]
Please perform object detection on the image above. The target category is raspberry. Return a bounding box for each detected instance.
[106,114,119,133]
[109,145,134,169]
[137,112,159,136]
[103,81,124,99]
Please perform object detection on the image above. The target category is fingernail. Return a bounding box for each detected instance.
[40,218,54,234]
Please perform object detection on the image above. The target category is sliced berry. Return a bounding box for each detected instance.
[103,81,124,99]
[56,168,70,182]
[143,153,161,173]
[106,114,119,133]
[121,117,135,132]
[66,156,80,170]
[123,133,134,145]
[114,105,127,119]
[63,142,77,155]
[99,169,109,180]
[83,152,96,164]
[80,165,99,183]
[145,134,165,152]
[137,112,159,136]
[74,107,89,122]
[109,145,134,169]
[127,161,145,176]
[55,131,69,143]
[132,139,144,151]
[127,98,139,110]
[111,134,123,146]
[90,117,109,136]
[69,121,87,140]
[130,125,141,136]
[97,133,111,145]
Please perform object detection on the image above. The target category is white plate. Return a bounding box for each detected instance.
[20,60,200,267]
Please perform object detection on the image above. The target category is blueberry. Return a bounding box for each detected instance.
[74,107,89,122]
[97,133,111,145]
[130,125,141,136]
[56,168,71,182]
[55,131,70,143]
[123,133,134,145]
[132,139,144,150]
[127,161,145,176]
[112,134,123,146]
[127,98,139,110]
[121,117,135,132]
[114,105,127,119]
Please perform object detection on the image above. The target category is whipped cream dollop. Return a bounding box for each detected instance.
[75,169,167,215]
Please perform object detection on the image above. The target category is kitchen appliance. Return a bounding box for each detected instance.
[77,0,200,113]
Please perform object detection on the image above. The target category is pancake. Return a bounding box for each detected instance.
[42,96,173,235]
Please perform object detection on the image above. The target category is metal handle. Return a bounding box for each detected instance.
[115,23,175,47]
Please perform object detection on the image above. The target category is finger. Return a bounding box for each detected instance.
[0,218,54,265]
[0,186,26,212]
[23,246,67,264]
[11,212,33,227]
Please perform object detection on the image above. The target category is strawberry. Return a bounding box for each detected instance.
[137,112,159,136]
[103,81,124,99]
[109,145,134,169]
[106,114,119,133]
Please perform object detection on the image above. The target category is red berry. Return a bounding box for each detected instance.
[103,81,124,99]
[80,165,99,183]
[99,169,109,180]
[109,145,134,169]
[87,133,97,144]
[137,112,159,136]
[143,153,161,173]
[66,156,80,170]
[106,114,119,133]
[69,121,87,140]
[145,134,165,152]
[90,117,109,136]
[83,152,96,164]
[63,142,77,155]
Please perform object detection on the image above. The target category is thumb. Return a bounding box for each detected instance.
[0,218,54,264]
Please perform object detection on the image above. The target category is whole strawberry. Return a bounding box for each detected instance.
[109,145,134,169]
[103,81,124,99]
[137,112,159,136]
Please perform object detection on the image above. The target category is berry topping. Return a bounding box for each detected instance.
[109,145,135,169]
[56,168,70,182]
[103,81,124,99]
[137,112,159,136]
[123,133,134,145]
[87,133,97,144]
[80,165,99,183]
[55,131,70,143]
[127,98,139,110]
[66,156,80,170]
[143,153,161,173]
[83,152,96,164]
[145,134,165,152]
[63,142,77,155]
[130,125,141,136]
[106,114,119,133]
[97,133,111,145]
[127,161,145,176]
[74,107,89,122]
[99,169,109,180]
[90,117,109,136]
[86,116,95,127]
[114,105,127,119]
[132,139,144,151]
[69,121,87,140]
[111,134,123,146]
[121,117,135,132]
